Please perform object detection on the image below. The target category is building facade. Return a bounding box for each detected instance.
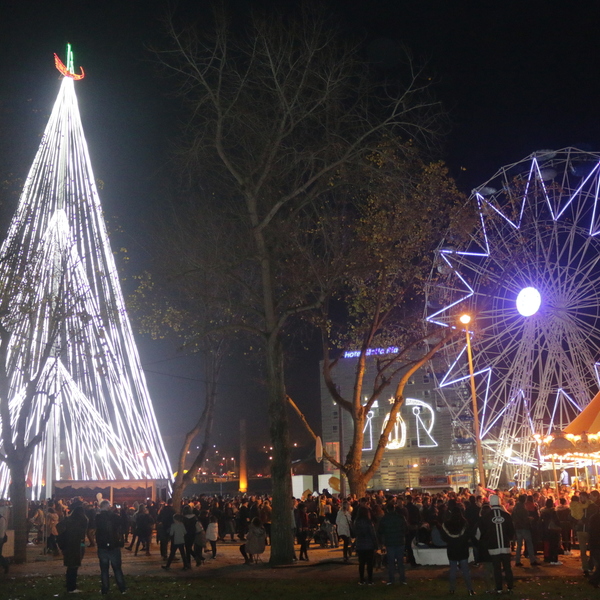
[320,349,478,491]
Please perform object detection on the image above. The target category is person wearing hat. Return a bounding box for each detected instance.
[477,495,515,594]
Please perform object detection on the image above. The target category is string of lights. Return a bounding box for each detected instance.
[0,48,171,499]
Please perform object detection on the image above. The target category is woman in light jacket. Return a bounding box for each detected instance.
[336,501,353,562]
[240,517,267,563]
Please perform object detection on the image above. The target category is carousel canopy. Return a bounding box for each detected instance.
[564,390,600,435]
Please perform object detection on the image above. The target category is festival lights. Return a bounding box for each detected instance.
[0,50,170,498]
[516,287,541,317]
[425,148,600,488]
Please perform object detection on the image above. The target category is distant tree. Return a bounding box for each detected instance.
[289,155,472,497]
[157,3,445,564]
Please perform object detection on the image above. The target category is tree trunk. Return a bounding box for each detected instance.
[8,460,28,563]
[171,475,186,515]
[266,339,294,565]
[346,466,368,499]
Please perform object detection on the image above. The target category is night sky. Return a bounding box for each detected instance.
[1,0,600,465]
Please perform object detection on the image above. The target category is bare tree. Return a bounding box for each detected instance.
[157,4,445,564]
[289,158,473,497]
[0,239,83,563]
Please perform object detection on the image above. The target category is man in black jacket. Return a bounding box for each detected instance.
[96,500,126,595]
[478,495,515,593]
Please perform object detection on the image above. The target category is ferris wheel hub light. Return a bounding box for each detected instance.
[516,286,541,317]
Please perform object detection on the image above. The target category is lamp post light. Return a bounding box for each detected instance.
[460,314,486,489]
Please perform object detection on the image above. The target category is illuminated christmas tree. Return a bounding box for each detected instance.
[0,46,171,498]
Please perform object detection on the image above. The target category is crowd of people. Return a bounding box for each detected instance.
[3,484,600,592]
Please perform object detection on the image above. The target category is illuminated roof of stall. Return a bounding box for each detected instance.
[564,390,600,435]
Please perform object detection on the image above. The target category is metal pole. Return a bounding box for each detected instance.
[339,405,346,498]
[586,461,591,490]
[465,327,486,489]
[239,419,248,493]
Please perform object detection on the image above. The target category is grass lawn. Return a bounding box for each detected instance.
[0,576,595,599]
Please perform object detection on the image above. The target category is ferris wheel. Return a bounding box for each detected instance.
[425,148,600,488]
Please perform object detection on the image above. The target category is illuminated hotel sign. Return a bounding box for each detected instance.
[343,347,399,358]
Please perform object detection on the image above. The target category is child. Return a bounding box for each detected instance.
[206,515,219,559]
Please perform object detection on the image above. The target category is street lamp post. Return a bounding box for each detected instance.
[460,314,486,489]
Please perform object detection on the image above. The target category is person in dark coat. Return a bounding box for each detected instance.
[354,506,379,585]
[295,503,310,561]
[57,503,88,593]
[540,498,562,565]
[477,505,495,593]
[478,495,515,594]
[378,502,408,585]
[238,500,250,540]
[441,506,474,595]
[134,505,154,556]
[512,494,540,567]
[464,495,481,564]
[587,508,600,588]
[95,500,126,595]
[405,496,421,567]
[157,500,176,559]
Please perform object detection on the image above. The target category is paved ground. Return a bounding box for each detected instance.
[5,539,590,583]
